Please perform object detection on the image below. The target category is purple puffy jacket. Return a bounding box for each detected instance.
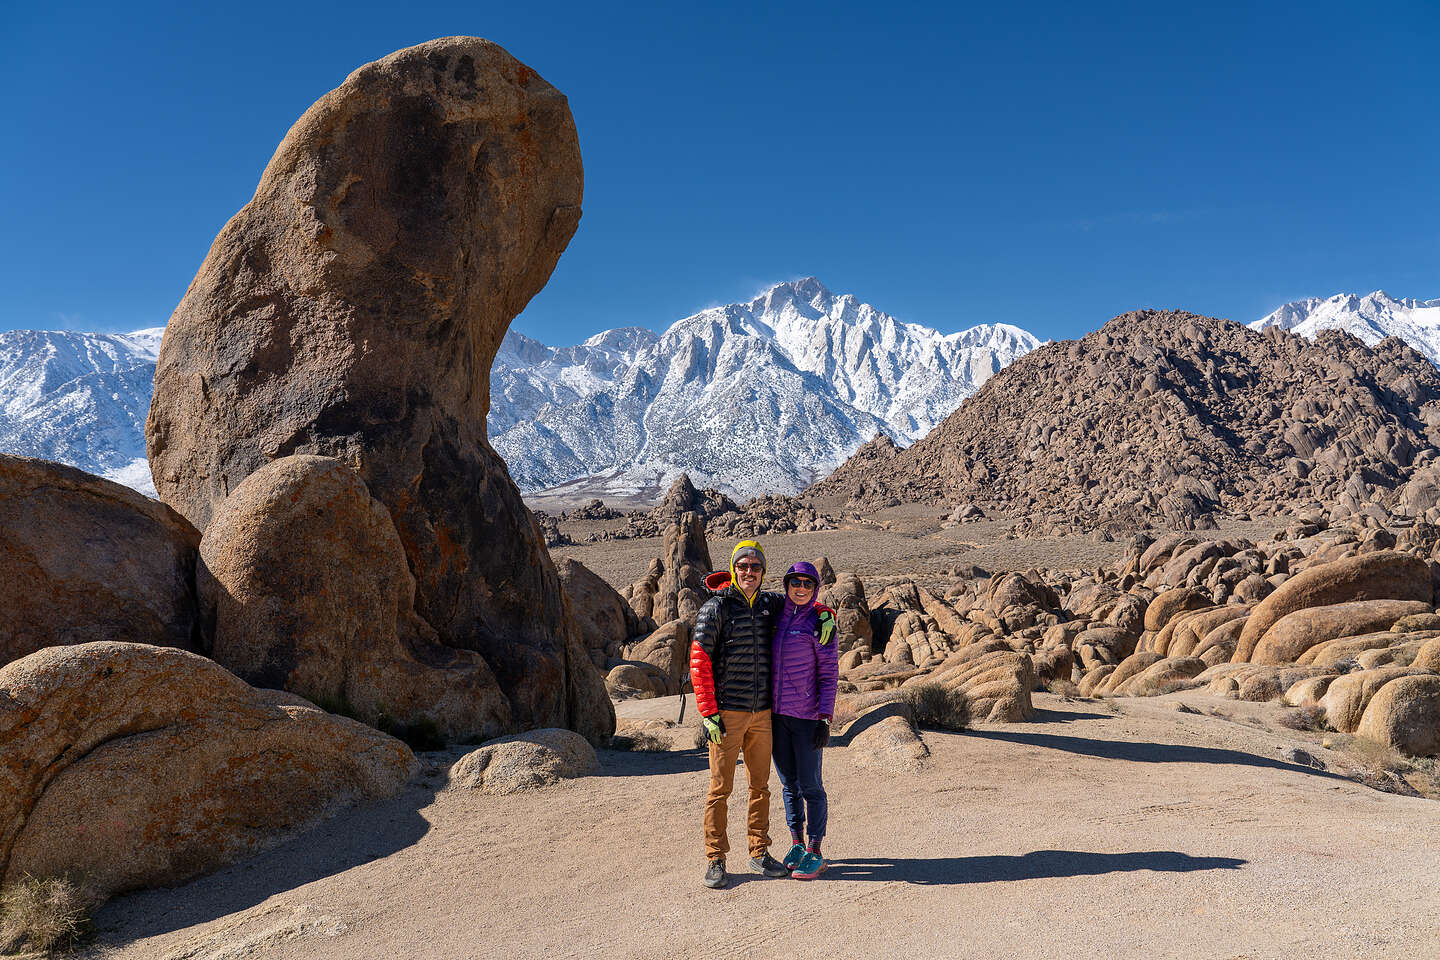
[771,563,839,720]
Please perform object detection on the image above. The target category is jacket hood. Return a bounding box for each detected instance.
[729,539,766,585]
[781,561,821,608]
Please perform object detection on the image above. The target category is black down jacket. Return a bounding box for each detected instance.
[690,585,784,714]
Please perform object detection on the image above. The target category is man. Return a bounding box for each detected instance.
[689,539,834,890]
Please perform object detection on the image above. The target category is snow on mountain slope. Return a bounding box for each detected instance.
[490,278,1041,499]
[1250,291,1440,365]
[0,328,163,496]
[0,280,1039,503]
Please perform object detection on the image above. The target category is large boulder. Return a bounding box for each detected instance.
[1356,675,1440,756]
[1248,599,1432,666]
[144,39,605,738]
[821,572,873,655]
[447,728,597,794]
[0,455,200,666]
[1319,667,1424,732]
[0,643,416,905]
[558,557,651,668]
[199,455,514,741]
[1144,587,1210,632]
[1234,551,1431,662]
[621,619,692,694]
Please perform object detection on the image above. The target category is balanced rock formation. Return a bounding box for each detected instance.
[0,454,200,666]
[811,310,1440,532]
[199,455,510,741]
[144,38,608,738]
[0,642,416,905]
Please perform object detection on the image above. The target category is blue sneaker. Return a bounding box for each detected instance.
[793,851,826,880]
[782,843,806,871]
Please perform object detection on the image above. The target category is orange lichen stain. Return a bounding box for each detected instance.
[434,524,468,572]
[513,64,538,87]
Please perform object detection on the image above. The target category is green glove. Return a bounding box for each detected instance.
[817,608,836,646]
[701,713,726,745]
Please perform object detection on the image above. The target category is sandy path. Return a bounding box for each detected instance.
[88,695,1437,960]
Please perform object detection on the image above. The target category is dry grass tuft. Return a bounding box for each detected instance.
[608,731,670,752]
[899,683,969,731]
[1276,705,1328,732]
[0,874,90,955]
[1045,678,1081,698]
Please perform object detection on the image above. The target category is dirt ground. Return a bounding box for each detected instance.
[552,507,1286,596]
[85,692,1438,960]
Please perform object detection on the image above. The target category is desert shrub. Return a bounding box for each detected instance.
[1045,678,1081,698]
[1343,735,1407,773]
[1277,705,1328,732]
[1130,675,1198,698]
[608,731,670,752]
[900,683,968,731]
[0,875,89,954]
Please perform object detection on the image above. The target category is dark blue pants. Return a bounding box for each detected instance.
[771,713,827,839]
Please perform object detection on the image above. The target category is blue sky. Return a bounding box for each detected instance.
[2,1,1436,345]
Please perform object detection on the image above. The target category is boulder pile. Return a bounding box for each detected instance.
[810,310,1440,533]
[570,474,835,542]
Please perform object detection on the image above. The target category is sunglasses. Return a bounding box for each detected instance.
[787,577,817,589]
[735,561,764,573]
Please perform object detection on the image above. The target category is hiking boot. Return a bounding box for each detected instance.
[793,851,827,880]
[703,859,728,889]
[749,851,788,878]
[782,843,806,872]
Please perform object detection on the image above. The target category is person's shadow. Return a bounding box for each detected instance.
[826,850,1246,884]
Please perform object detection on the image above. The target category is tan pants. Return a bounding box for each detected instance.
[704,709,773,861]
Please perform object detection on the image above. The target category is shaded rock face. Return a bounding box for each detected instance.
[557,557,650,669]
[0,642,416,904]
[199,455,511,741]
[0,454,200,666]
[145,38,597,735]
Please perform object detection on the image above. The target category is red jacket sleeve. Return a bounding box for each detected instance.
[690,596,723,716]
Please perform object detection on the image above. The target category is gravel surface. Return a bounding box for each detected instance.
[88,694,1439,960]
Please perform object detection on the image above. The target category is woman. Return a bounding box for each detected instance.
[771,561,840,880]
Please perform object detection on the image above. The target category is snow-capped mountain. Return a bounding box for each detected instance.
[1251,291,1440,364]
[0,279,1040,502]
[0,328,163,496]
[490,278,1041,499]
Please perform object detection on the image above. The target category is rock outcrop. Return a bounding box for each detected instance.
[557,557,652,669]
[0,455,200,666]
[144,38,609,739]
[0,643,416,904]
[199,455,510,741]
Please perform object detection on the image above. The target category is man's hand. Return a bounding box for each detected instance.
[813,718,830,749]
[816,605,836,646]
[701,713,726,746]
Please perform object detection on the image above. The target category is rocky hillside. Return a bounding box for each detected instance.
[491,277,1040,499]
[809,309,1440,531]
